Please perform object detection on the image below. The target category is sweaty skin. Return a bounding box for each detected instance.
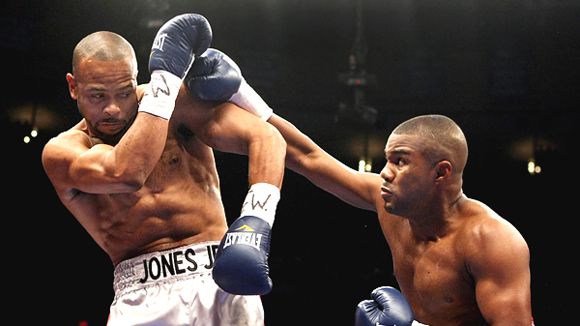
[267,114,533,326]
[42,55,285,266]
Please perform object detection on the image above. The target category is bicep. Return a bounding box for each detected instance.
[42,131,135,195]
[193,102,287,187]
[172,90,262,154]
[196,102,266,153]
[470,223,533,325]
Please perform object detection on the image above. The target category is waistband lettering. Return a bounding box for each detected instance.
[138,245,218,283]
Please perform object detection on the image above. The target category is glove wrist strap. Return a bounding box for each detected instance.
[240,183,280,227]
[229,79,273,121]
[138,70,182,120]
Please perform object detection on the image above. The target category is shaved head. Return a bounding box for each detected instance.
[72,31,138,77]
[392,114,468,174]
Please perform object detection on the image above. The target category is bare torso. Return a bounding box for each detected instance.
[53,99,228,266]
[377,196,490,325]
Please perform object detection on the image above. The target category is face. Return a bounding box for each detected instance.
[379,133,437,217]
[67,58,138,143]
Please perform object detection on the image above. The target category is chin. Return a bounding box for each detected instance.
[385,203,404,216]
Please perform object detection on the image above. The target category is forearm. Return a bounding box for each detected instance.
[268,113,377,210]
[267,113,319,174]
[108,113,169,185]
[247,124,286,189]
[69,113,168,193]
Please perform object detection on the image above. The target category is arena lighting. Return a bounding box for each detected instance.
[527,159,542,175]
[508,136,554,176]
[358,158,372,172]
[23,127,39,145]
[8,103,62,131]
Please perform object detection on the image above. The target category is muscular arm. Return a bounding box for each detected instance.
[175,91,285,189]
[208,104,285,188]
[468,217,533,326]
[41,112,168,197]
[268,113,379,211]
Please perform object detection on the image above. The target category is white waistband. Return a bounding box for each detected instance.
[113,241,220,295]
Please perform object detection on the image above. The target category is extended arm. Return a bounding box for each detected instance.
[268,113,378,211]
[186,48,380,211]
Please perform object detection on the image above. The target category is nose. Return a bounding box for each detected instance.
[379,163,393,183]
[103,101,121,116]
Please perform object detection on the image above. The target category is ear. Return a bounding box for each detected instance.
[434,160,452,181]
[66,73,78,100]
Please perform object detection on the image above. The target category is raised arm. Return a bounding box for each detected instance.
[42,14,212,197]
[173,81,287,295]
[41,113,172,196]
[176,94,286,189]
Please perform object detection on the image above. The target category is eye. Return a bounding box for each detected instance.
[388,157,405,167]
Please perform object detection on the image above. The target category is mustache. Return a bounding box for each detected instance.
[381,182,393,192]
[100,118,122,124]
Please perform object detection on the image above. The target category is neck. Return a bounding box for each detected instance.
[408,192,465,241]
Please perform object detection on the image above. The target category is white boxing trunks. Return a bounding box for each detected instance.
[108,241,264,326]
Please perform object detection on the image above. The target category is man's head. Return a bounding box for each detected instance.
[66,31,139,143]
[390,114,468,174]
[380,114,468,217]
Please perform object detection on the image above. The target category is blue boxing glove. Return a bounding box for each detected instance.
[212,183,280,295]
[355,286,416,326]
[148,13,212,78]
[185,48,243,102]
[139,13,212,120]
[185,48,273,121]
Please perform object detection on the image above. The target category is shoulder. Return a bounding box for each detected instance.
[459,198,525,242]
[137,84,147,102]
[43,128,90,155]
[42,124,91,176]
[457,198,529,265]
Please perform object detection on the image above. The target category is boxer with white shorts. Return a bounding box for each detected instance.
[41,12,285,325]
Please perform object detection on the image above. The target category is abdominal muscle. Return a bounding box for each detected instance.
[70,138,229,266]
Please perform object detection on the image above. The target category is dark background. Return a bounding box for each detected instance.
[4,0,577,325]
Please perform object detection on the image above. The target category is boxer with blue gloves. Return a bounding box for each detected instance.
[44,12,282,325]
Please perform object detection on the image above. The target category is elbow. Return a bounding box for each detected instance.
[118,173,147,191]
[114,166,149,191]
[268,124,287,151]
[264,124,287,159]
[100,166,148,192]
